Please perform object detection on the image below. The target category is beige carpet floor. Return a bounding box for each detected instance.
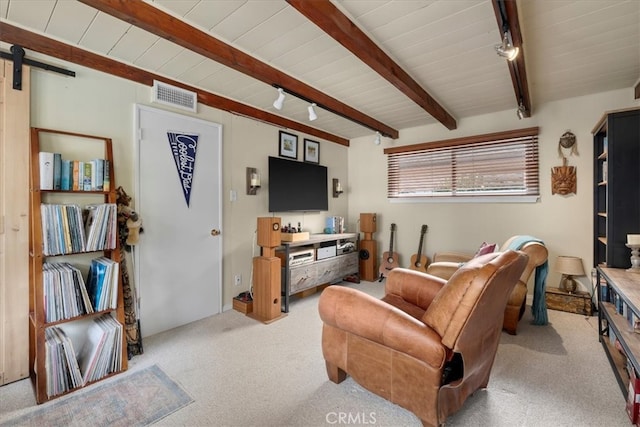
[0,280,631,426]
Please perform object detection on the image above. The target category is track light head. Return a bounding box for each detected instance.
[516,102,526,120]
[273,88,285,110]
[374,131,381,145]
[308,103,318,121]
[495,31,519,61]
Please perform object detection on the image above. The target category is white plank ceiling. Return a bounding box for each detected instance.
[1,0,638,140]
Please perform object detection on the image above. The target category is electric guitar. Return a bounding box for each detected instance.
[379,223,399,281]
[409,225,429,273]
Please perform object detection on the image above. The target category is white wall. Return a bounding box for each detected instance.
[348,88,640,294]
[26,53,640,310]
[27,60,349,315]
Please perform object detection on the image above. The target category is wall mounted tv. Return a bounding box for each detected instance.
[268,156,328,212]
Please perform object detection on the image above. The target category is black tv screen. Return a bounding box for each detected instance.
[268,156,328,212]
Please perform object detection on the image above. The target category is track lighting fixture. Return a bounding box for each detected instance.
[374,131,381,145]
[516,102,526,120]
[273,88,285,110]
[495,31,519,61]
[308,103,318,121]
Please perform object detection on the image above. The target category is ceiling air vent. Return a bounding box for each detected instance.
[152,80,197,112]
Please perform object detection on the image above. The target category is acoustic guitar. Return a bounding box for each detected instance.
[379,223,399,281]
[409,225,429,273]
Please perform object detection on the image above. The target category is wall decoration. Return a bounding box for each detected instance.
[552,130,577,196]
[167,131,199,206]
[279,131,298,159]
[304,139,320,164]
[558,131,578,157]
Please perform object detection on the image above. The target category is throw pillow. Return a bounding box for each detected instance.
[474,242,497,258]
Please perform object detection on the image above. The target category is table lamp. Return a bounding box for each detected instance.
[555,256,585,293]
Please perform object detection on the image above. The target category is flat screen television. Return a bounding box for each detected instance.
[268,156,328,212]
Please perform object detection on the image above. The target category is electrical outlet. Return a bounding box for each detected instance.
[234,274,242,286]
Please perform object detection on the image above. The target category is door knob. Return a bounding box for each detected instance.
[211,229,221,236]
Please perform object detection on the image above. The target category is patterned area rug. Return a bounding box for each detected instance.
[1,365,193,427]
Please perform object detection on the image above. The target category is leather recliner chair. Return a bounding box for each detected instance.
[318,250,528,427]
[426,236,548,335]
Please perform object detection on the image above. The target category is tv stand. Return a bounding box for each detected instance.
[276,233,359,312]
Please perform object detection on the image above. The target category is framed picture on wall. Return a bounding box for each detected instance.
[304,139,320,164]
[279,131,298,159]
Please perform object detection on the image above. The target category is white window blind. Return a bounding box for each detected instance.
[385,127,539,199]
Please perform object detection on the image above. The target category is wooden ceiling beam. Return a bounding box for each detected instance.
[286,0,457,130]
[78,0,398,139]
[492,0,532,118]
[0,22,349,146]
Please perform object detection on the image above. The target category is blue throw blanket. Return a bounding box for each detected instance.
[506,235,548,326]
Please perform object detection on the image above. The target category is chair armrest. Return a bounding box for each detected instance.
[384,268,446,312]
[426,262,464,280]
[432,251,473,263]
[319,285,447,368]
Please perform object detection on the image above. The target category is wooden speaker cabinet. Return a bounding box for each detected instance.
[249,256,285,323]
[360,213,377,234]
[250,216,285,323]
[257,217,281,249]
[359,239,378,282]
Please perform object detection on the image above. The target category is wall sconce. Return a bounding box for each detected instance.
[332,178,343,198]
[247,167,261,195]
[555,256,585,294]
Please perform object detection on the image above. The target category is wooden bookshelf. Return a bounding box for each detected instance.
[29,128,127,403]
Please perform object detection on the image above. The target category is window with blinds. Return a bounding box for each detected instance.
[385,127,539,200]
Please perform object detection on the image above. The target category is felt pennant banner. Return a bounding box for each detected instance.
[167,131,199,207]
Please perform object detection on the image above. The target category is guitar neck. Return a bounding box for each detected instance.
[416,233,425,257]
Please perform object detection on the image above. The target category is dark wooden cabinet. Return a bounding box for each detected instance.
[593,107,640,268]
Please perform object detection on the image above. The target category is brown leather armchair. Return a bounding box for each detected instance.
[319,250,528,427]
[426,236,548,335]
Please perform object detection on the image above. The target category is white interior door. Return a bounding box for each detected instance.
[134,104,222,337]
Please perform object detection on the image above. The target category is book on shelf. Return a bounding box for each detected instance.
[60,160,72,191]
[83,204,117,252]
[39,152,54,190]
[46,314,123,396]
[41,155,109,192]
[43,262,94,323]
[85,257,119,311]
[92,159,105,191]
[72,160,81,191]
[53,153,62,190]
[600,283,609,302]
[40,203,117,255]
[83,162,92,191]
[103,160,110,192]
[44,327,83,397]
[40,204,86,255]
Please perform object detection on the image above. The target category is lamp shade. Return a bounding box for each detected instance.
[555,256,585,276]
